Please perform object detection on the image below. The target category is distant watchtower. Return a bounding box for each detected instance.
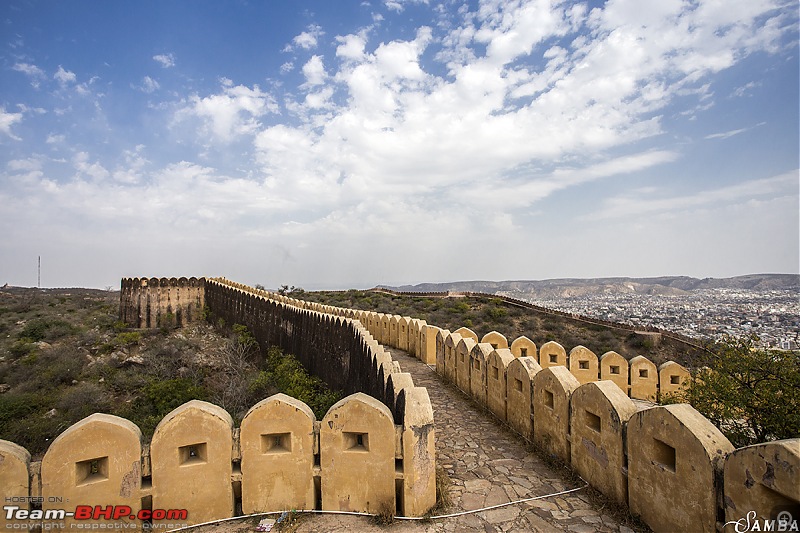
[119,277,206,328]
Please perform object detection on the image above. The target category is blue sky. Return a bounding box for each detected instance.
[1,0,798,289]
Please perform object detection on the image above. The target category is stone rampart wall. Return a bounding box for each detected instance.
[1,391,434,530]
[291,292,799,532]
[1,278,436,530]
[119,277,205,328]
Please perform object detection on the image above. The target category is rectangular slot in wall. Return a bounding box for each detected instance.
[492,366,499,380]
[639,369,649,378]
[670,375,680,385]
[610,365,620,375]
[344,432,369,452]
[76,456,109,486]
[520,347,528,357]
[261,433,292,454]
[544,390,554,410]
[653,438,676,473]
[549,354,558,364]
[514,378,523,392]
[179,442,208,466]
[585,411,601,433]
[579,360,589,370]
[473,360,481,370]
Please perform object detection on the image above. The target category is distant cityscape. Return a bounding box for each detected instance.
[502,288,800,350]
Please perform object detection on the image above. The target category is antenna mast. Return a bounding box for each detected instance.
[38,256,41,288]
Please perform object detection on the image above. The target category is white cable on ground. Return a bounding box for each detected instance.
[167,483,588,531]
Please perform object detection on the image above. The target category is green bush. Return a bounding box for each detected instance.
[664,335,800,447]
[485,306,508,321]
[263,347,342,419]
[18,318,75,342]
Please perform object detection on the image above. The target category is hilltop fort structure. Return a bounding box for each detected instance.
[0,276,797,532]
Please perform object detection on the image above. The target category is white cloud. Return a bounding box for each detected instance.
[336,34,367,61]
[153,53,176,68]
[13,62,46,87]
[0,107,23,140]
[177,82,279,142]
[384,0,429,13]
[54,65,77,86]
[46,133,66,144]
[292,24,324,50]
[587,170,800,220]
[73,152,110,182]
[280,61,295,74]
[302,55,327,86]
[136,76,161,93]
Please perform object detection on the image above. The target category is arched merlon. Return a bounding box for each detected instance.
[627,404,734,533]
[723,439,800,525]
[41,414,143,529]
[0,440,31,530]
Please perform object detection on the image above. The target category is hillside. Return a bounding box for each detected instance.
[0,287,339,458]
[389,273,799,298]
[298,289,708,368]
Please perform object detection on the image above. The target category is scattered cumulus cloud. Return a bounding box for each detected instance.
[153,53,176,68]
[135,76,160,93]
[12,62,46,87]
[177,81,279,142]
[301,55,327,86]
[292,24,325,50]
[384,0,429,13]
[54,65,77,86]
[0,107,24,140]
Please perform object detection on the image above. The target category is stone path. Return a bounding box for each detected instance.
[199,348,647,533]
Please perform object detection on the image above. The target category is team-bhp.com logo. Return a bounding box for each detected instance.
[724,510,799,532]
[4,505,188,529]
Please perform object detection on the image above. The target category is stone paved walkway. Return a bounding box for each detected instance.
[199,348,647,533]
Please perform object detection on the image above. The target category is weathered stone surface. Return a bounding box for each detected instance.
[240,393,316,513]
[41,414,142,529]
[628,404,733,533]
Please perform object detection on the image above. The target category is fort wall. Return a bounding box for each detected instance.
[1,278,436,530]
[2,279,797,532]
[288,289,799,532]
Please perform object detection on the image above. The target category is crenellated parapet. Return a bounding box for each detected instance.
[120,277,205,328]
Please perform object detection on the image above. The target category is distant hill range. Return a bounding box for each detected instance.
[388,274,799,299]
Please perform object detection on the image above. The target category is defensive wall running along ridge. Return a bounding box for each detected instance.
[1,276,798,533]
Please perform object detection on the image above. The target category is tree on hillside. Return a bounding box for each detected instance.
[663,335,800,447]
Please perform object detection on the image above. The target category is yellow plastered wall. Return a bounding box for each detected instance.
[469,343,493,407]
[487,349,515,422]
[399,387,436,517]
[569,381,637,504]
[569,345,599,385]
[599,351,629,395]
[506,356,542,440]
[723,439,800,525]
[0,440,31,530]
[456,337,476,394]
[532,366,580,463]
[150,401,234,527]
[658,361,690,400]
[539,340,567,369]
[41,414,142,529]
[481,330,508,350]
[240,394,316,513]
[509,336,537,359]
[320,394,395,514]
[629,355,658,402]
[627,404,733,533]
